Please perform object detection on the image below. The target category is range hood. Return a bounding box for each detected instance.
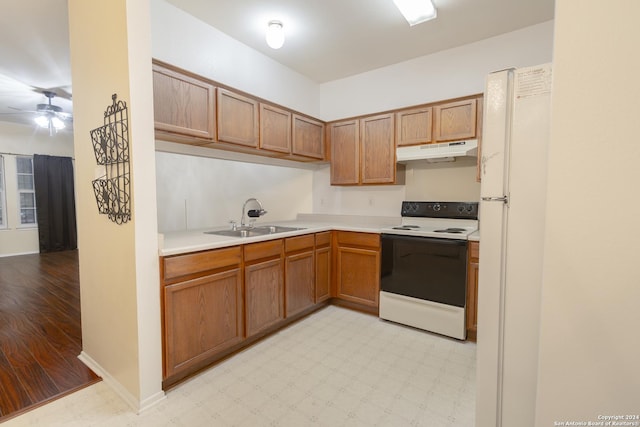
[396,140,478,163]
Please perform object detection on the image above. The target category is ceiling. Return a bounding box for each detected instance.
[0,0,73,130]
[0,0,554,129]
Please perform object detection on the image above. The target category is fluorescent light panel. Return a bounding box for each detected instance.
[393,0,437,26]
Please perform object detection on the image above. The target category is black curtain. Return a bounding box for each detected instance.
[33,155,77,252]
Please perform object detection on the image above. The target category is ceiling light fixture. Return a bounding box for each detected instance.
[266,20,285,49]
[34,91,66,136]
[393,0,437,26]
[35,114,65,136]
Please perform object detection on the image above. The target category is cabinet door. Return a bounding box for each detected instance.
[285,250,315,317]
[152,63,215,141]
[260,103,291,154]
[330,120,360,185]
[336,246,380,307]
[466,241,480,342]
[396,107,433,146]
[245,258,284,337]
[292,114,325,159]
[217,88,259,147]
[163,269,243,378]
[315,231,332,303]
[434,99,477,142]
[315,245,331,303]
[360,113,396,184]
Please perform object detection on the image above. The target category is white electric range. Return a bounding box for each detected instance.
[379,201,479,340]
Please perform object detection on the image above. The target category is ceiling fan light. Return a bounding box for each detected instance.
[34,115,49,128]
[51,116,65,130]
[393,0,437,26]
[266,20,285,49]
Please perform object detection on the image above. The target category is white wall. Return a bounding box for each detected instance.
[150,0,320,117]
[68,0,162,411]
[156,151,313,232]
[319,20,555,121]
[0,122,74,256]
[534,0,640,424]
[311,165,405,217]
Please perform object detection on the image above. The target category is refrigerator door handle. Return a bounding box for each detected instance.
[482,196,509,204]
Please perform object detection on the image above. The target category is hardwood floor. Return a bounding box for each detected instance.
[0,250,100,421]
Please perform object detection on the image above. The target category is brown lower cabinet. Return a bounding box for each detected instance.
[284,235,315,317]
[244,240,284,337]
[162,246,243,379]
[315,231,332,303]
[466,241,480,342]
[334,231,380,311]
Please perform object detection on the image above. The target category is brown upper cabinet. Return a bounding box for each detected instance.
[330,120,360,185]
[360,113,396,184]
[396,107,433,147]
[434,98,477,142]
[292,114,325,159]
[216,88,259,148]
[259,103,292,154]
[330,114,399,186]
[152,62,216,142]
[152,60,481,168]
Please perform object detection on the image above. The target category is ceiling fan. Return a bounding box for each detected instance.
[1,89,73,136]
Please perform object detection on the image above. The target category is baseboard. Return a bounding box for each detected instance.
[78,351,166,414]
[0,250,39,258]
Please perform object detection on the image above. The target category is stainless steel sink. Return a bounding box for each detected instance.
[205,225,305,238]
[254,225,306,234]
[205,228,269,238]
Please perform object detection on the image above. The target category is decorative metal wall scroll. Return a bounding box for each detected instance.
[90,94,131,224]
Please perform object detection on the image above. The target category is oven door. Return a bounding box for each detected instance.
[381,234,468,307]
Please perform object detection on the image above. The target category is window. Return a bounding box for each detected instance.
[16,156,37,226]
[0,156,5,228]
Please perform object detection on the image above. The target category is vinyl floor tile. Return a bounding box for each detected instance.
[4,306,476,426]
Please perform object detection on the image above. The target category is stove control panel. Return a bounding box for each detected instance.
[401,201,478,219]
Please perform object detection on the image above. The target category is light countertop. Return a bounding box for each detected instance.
[159,214,399,256]
[159,213,481,256]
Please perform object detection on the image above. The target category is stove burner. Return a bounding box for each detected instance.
[392,225,420,230]
[434,228,466,233]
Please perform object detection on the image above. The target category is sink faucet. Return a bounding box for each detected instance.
[240,198,267,228]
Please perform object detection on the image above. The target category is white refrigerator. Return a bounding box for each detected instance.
[476,64,552,427]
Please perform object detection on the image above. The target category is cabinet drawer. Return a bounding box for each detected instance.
[336,231,380,249]
[285,234,314,253]
[469,241,479,260]
[315,231,331,247]
[163,246,241,281]
[244,239,283,262]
